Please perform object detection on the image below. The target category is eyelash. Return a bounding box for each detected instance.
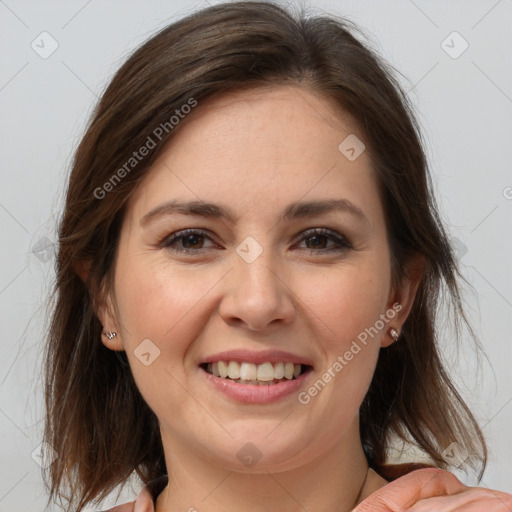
[160,228,353,255]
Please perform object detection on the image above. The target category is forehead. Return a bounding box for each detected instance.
[124,85,382,230]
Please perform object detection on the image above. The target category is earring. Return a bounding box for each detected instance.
[103,331,117,340]
[389,328,399,341]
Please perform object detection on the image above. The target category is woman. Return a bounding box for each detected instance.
[42,2,511,511]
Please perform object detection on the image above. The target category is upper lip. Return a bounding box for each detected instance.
[200,349,314,367]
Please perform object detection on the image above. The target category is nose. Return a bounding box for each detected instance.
[218,247,296,332]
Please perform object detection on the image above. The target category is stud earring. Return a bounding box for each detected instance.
[103,331,117,340]
[389,328,399,341]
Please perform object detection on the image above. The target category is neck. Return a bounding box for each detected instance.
[155,419,387,512]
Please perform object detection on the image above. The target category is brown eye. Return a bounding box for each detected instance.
[160,227,352,256]
[162,229,217,254]
[296,228,352,254]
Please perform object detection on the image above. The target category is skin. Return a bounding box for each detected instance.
[97,84,426,512]
[111,469,512,512]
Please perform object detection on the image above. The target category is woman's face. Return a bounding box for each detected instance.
[101,85,410,472]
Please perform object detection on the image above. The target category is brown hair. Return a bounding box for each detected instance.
[43,1,487,510]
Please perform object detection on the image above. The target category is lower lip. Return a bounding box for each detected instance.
[200,366,312,404]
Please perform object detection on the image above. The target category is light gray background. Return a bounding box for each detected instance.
[1,0,511,510]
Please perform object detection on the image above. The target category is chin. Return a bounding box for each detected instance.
[197,431,315,473]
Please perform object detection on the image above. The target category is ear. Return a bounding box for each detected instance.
[95,288,125,351]
[74,260,124,351]
[382,254,425,348]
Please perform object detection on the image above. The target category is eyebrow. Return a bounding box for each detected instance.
[140,198,368,227]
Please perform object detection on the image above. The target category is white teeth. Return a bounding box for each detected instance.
[218,360,229,378]
[273,361,284,379]
[234,379,276,386]
[205,360,305,382]
[284,362,294,380]
[256,362,275,381]
[228,361,240,379]
[240,362,257,380]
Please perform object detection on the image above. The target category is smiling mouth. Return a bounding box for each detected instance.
[200,361,312,385]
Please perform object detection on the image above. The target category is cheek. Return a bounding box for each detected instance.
[295,258,390,414]
[113,253,219,414]
[115,254,218,350]
[300,260,391,352]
